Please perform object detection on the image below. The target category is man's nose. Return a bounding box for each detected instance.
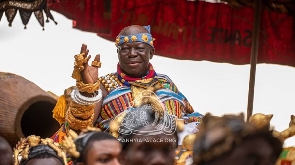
[129,48,138,56]
[149,152,167,165]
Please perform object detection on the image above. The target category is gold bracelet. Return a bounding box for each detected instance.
[66,109,94,131]
[70,101,95,112]
[69,102,95,119]
[76,80,100,93]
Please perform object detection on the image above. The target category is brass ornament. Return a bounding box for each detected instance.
[91,60,102,68]
[69,102,95,119]
[66,108,94,131]
[72,53,88,82]
[13,135,67,165]
[76,80,100,93]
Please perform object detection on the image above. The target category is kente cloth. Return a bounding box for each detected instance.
[95,72,199,130]
[51,123,68,143]
[276,147,295,165]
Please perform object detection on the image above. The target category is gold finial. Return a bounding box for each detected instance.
[27,135,41,147]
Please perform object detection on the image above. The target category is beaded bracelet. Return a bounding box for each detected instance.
[71,88,102,105]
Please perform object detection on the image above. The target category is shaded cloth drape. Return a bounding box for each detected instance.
[49,0,295,67]
[0,0,60,29]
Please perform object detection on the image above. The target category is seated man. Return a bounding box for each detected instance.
[51,25,203,145]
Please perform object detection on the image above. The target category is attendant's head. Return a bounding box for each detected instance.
[116,25,155,77]
[14,135,66,165]
[117,103,179,165]
[192,113,283,165]
[0,136,13,165]
[64,127,121,165]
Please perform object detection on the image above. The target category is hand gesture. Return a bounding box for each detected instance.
[75,44,101,84]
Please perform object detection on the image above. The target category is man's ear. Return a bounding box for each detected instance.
[149,48,155,59]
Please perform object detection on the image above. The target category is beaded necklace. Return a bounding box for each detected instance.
[116,63,157,87]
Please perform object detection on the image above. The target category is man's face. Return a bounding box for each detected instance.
[122,133,177,165]
[118,42,154,77]
[25,157,63,165]
[82,140,121,165]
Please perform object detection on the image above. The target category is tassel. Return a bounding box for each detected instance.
[52,95,67,125]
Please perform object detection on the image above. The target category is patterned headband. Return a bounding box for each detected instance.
[115,25,155,48]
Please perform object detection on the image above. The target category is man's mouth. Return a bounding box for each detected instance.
[127,62,141,67]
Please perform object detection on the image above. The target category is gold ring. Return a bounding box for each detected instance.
[91,61,101,68]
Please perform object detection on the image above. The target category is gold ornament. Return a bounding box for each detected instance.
[13,135,67,165]
[91,60,102,68]
[131,35,137,41]
[66,109,94,131]
[109,112,126,138]
[115,38,120,46]
[176,119,185,132]
[142,34,148,42]
[27,135,41,147]
[62,127,101,160]
[72,53,88,81]
[76,80,100,93]
[69,101,95,119]
[99,73,122,92]
[124,36,129,42]
[249,113,273,130]
[62,129,80,158]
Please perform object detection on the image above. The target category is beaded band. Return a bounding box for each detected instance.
[71,88,102,105]
[115,25,155,48]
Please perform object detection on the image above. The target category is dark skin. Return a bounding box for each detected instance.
[76,140,121,165]
[25,157,63,165]
[78,25,155,124]
[0,136,13,165]
[120,125,177,165]
[201,137,278,165]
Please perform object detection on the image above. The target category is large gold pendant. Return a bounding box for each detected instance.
[130,78,164,115]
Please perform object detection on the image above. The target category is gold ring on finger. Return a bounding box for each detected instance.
[91,61,102,68]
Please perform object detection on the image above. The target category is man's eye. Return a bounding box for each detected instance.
[121,48,129,52]
[98,158,110,163]
[136,48,145,52]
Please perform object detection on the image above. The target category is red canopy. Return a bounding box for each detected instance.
[49,0,295,67]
